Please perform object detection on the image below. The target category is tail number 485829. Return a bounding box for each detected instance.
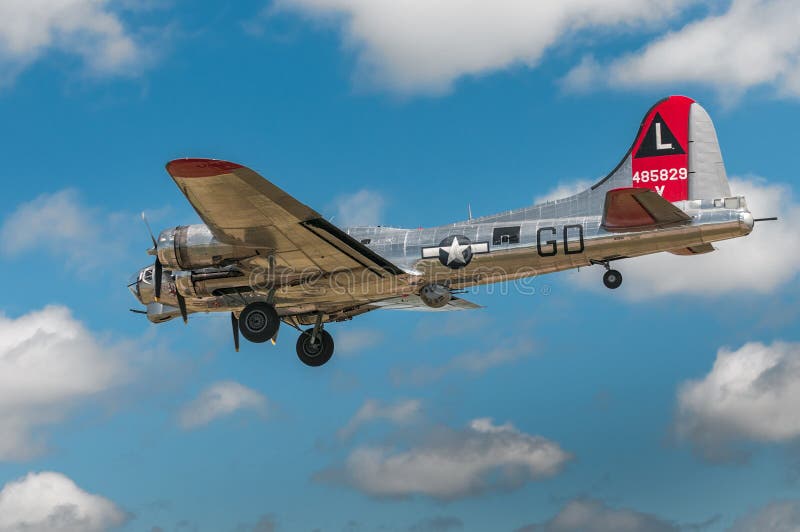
[633,168,687,183]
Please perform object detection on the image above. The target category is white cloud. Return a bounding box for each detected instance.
[274,0,692,94]
[392,340,534,385]
[0,471,127,532]
[534,179,593,205]
[563,0,800,100]
[1,190,93,258]
[331,190,384,227]
[572,178,800,298]
[320,418,570,500]
[522,498,679,532]
[337,398,422,440]
[675,341,800,456]
[730,499,800,532]
[178,381,268,429]
[335,328,384,357]
[0,189,138,271]
[0,306,129,460]
[0,0,145,86]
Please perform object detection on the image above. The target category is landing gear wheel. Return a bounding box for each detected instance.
[296,329,334,367]
[238,302,279,343]
[603,269,623,289]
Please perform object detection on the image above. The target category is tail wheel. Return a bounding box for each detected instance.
[296,329,334,367]
[238,302,279,343]
[603,269,623,290]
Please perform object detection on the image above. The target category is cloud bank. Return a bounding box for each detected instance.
[563,0,800,100]
[0,305,130,460]
[274,0,692,94]
[0,0,145,86]
[519,497,679,532]
[392,340,535,386]
[337,398,422,440]
[0,471,127,532]
[730,499,800,532]
[331,189,385,227]
[675,341,800,459]
[178,381,269,429]
[1,189,140,272]
[320,417,570,500]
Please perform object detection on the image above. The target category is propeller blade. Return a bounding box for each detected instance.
[177,293,188,324]
[231,312,240,352]
[141,212,157,249]
[129,309,147,315]
[154,258,163,301]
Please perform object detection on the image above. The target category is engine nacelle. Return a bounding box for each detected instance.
[156,225,253,270]
[419,284,451,309]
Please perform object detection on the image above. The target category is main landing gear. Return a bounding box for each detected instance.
[603,269,623,290]
[231,303,336,367]
[238,302,280,343]
[592,259,623,290]
[295,314,334,367]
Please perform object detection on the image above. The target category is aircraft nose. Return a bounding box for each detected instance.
[128,278,143,304]
[129,266,156,305]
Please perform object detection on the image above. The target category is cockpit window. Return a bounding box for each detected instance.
[724,197,740,209]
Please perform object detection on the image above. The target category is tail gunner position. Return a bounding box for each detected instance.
[129,96,772,367]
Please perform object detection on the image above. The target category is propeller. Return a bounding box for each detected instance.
[154,258,163,301]
[177,293,188,324]
[231,312,240,352]
[141,212,157,249]
[141,212,164,302]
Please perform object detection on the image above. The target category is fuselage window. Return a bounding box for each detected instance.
[492,226,521,245]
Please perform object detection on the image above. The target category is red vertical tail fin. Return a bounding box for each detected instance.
[630,96,693,201]
[629,95,731,202]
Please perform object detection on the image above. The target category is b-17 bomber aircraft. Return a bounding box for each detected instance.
[129,95,772,367]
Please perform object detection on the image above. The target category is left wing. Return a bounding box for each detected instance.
[166,158,404,278]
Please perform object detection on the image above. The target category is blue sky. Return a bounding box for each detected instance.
[0,1,799,531]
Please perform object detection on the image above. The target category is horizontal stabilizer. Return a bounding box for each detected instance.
[602,187,691,233]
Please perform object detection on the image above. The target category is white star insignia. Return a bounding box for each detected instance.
[443,236,471,266]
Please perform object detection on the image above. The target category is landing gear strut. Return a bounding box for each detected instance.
[295,314,334,367]
[238,302,280,343]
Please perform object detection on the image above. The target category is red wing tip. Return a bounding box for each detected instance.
[166,158,244,178]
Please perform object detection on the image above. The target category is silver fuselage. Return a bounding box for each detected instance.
[129,195,753,324]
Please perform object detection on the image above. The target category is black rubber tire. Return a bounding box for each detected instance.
[238,302,280,343]
[296,329,334,367]
[603,269,623,290]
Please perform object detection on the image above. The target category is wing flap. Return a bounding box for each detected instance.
[601,187,691,232]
